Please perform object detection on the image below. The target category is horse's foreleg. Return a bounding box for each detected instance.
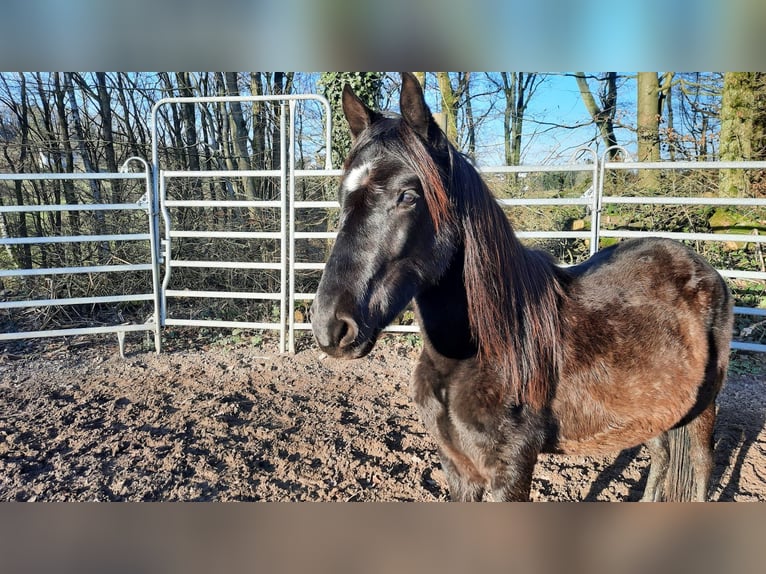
[641,434,670,501]
[490,446,539,502]
[438,450,486,502]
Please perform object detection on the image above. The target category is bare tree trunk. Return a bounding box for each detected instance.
[175,73,202,202]
[224,72,258,204]
[637,72,661,191]
[0,74,32,268]
[436,72,459,145]
[462,73,476,159]
[64,72,109,261]
[250,72,267,199]
[719,72,766,196]
[574,72,619,158]
[500,72,543,167]
[95,72,122,202]
[115,74,144,160]
[52,73,82,263]
[661,73,676,161]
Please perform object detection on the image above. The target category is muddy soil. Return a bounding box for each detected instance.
[1,333,764,501]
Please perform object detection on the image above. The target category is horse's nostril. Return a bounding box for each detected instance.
[335,313,359,349]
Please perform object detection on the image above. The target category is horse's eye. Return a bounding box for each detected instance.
[398,190,419,207]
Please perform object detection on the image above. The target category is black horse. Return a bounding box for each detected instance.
[311,73,734,501]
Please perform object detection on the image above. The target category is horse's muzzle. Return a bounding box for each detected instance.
[310,305,375,359]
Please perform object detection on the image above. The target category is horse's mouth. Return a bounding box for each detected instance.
[316,332,378,360]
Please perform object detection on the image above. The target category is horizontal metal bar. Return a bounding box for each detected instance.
[0,294,154,309]
[604,160,766,171]
[0,263,153,277]
[479,164,597,174]
[163,200,281,208]
[155,94,328,106]
[0,323,154,341]
[731,341,766,353]
[165,289,280,300]
[498,197,592,206]
[599,229,766,244]
[297,322,759,347]
[380,324,420,333]
[294,169,344,178]
[168,230,281,239]
[293,231,337,240]
[291,322,419,333]
[293,262,326,270]
[291,165,595,180]
[293,197,594,211]
[0,203,148,213]
[293,230,592,241]
[0,172,147,181]
[734,306,766,317]
[602,196,766,206]
[293,293,317,301]
[162,170,281,178]
[719,270,766,280]
[516,231,592,239]
[0,233,150,245]
[292,166,597,180]
[163,318,280,330]
[168,260,281,270]
[293,201,339,209]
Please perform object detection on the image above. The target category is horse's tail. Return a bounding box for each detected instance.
[665,424,697,501]
[664,400,719,501]
[665,275,732,502]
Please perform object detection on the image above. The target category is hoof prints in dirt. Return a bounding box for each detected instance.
[1,341,765,501]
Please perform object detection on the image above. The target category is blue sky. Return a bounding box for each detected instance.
[416,73,639,166]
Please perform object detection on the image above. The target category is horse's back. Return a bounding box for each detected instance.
[567,238,730,322]
[552,238,733,455]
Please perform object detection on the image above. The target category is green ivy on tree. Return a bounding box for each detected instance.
[319,73,383,167]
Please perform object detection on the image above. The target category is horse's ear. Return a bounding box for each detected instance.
[399,72,444,146]
[342,84,379,140]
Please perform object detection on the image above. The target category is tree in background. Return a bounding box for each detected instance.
[498,72,544,166]
[636,72,661,191]
[719,72,766,196]
[574,72,619,159]
[318,72,383,167]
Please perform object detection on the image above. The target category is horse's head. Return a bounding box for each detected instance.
[311,72,457,359]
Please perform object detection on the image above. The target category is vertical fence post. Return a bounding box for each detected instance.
[288,100,297,354]
[121,156,162,353]
[279,102,288,354]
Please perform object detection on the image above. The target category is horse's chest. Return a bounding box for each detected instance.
[413,366,501,485]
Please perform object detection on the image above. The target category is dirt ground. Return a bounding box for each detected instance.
[1,331,765,502]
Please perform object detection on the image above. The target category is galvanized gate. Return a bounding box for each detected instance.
[152,95,333,353]
[0,160,161,356]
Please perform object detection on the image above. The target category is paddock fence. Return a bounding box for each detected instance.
[1,96,765,354]
[0,160,160,356]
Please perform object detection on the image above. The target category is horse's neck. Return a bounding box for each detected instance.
[414,247,477,361]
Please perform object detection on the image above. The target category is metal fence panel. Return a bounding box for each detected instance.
[598,149,766,352]
[0,159,161,356]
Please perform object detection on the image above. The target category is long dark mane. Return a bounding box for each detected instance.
[347,115,567,408]
[439,142,567,409]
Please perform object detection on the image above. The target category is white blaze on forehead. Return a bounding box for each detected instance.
[344,162,372,191]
